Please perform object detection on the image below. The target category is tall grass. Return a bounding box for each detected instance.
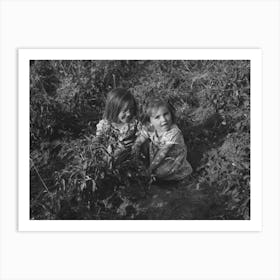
[30,60,250,220]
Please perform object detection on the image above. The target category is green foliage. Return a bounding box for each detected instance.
[31,136,151,219]
[30,60,142,147]
[30,59,250,220]
[196,132,250,219]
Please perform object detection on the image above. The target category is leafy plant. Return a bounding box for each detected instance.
[30,60,250,220]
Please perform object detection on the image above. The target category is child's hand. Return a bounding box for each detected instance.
[148,169,156,183]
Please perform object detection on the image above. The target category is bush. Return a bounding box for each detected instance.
[30,59,250,220]
[31,136,151,219]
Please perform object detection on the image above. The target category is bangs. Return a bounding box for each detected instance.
[145,98,175,123]
[103,88,138,122]
[123,97,137,115]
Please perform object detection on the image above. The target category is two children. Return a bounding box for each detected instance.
[95,88,192,183]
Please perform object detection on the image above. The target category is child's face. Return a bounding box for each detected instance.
[118,102,133,124]
[150,106,172,134]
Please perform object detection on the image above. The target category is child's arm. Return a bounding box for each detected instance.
[149,144,173,173]
[132,123,150,154]
[132,134,147,155]
[93,119,107,144]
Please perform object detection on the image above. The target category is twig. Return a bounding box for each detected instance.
[30,158,50,193]
[30,189,45,208]
[38,77,48,95]
[112,74,116,88]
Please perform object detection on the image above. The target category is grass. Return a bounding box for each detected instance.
[30,60,250,220]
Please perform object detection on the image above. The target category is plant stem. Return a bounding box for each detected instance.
[30,158,50,193]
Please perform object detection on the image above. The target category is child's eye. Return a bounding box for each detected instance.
[124,108,131,114]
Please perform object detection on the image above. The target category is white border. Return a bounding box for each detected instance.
[19,49,262,231]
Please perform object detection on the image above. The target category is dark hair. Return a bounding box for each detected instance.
[103,88,138,123]
[145,96,176,123]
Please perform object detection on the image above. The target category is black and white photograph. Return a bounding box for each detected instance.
[2,1,279,280]
[23,51,258,224]
[18,49,261,231]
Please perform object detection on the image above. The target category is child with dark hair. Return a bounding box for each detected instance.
[134,96,192,182]
[95,88,140,159]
